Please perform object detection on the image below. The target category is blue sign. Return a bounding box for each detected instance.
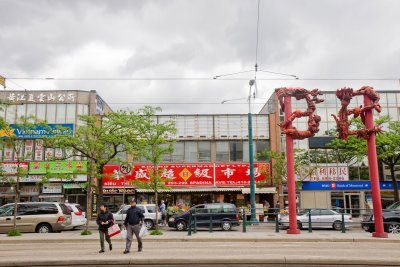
[302,181,400,191]
[0,124,74,138]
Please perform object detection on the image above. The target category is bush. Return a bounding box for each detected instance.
[81,229,92,235]
[150,229,163,235]
[8,229,21,237]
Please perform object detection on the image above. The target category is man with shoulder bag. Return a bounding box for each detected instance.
[123,198,144,254]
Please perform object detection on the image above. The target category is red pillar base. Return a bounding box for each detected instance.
[372,232,388,238]
[287,229,301,234]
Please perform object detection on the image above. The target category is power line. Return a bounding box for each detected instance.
[107,102,268,105]
[5,77,400,81]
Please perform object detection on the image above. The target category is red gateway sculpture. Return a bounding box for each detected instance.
[331,86,387,238]
[332,86,382,140]
[275,87,324,234]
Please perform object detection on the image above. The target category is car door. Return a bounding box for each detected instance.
[192,205,207,227]
[319,210,336,228]
[16,204,38,232]
[0,205,15,234]
[207,204,223,227]
[308,209,322,227]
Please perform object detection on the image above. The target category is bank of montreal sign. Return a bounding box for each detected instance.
[302,181,400,190]
[0,124,74,138]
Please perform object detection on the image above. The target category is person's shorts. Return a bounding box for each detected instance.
[161,213,166,220]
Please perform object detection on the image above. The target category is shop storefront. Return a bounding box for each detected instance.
[301,181,400,217]
[102,162,275,210]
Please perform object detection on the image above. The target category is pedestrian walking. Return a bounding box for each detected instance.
[96,204,114,253]
[159,200,166,226]
[123,198,144,254]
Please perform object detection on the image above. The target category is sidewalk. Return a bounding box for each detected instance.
[1,226,399,244]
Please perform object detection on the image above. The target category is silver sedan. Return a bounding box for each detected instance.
[279,209,353,230]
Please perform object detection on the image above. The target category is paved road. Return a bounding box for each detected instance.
[0,240,399,266]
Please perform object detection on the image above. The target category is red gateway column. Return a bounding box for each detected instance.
[284,96,301,234]
[364,95,388,238]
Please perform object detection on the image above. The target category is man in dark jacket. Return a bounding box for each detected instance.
[123,199,144,254]
[96,204,114,253]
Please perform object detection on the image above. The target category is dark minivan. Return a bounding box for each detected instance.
[168,203,240,231]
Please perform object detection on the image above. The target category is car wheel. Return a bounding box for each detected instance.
[176,221,187,231]
[387,222,400,234]
[144,219,154,230]
[221,221,232,231]
[36,223,53,233]
[297,221,302,230]
[333,220,343,231]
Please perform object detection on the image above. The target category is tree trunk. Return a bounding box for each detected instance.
[390,165,399,202]
[97,166,104,205]
[85,176,93,230]
[155,190,159,231]
[13,176,20,231]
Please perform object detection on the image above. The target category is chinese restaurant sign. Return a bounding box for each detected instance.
[296,164,349,181]
[28,161,87,174]
[102,163,270,188]
[0,124,74,139]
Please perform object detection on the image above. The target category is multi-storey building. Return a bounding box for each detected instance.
[102,114,274,211]
[262,89,400,214]
[0,90,112,207]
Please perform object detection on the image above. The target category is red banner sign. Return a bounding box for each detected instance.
[103,163,270,188]
[215,163,270,186]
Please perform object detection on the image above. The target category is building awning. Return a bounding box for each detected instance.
[136,188,243,193]
[39,195,64,198]
[241,187,276,194]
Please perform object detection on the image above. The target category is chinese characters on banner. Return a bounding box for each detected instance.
[0,162,29,175]
[102,163,270,188]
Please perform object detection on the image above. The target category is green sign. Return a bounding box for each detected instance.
[28,161,87,174]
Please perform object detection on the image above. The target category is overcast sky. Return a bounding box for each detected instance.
[1,0,399,114]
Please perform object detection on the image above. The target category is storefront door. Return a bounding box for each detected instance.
[344,193,360,217]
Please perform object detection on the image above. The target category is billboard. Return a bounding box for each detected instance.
[28,161,87,174]
[0,124,74,139]
[102,162,270,188]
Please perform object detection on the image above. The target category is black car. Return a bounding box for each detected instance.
[168,203,240,231]
[361,201,400,234]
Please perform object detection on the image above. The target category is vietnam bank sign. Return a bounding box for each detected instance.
[1,124,74,138]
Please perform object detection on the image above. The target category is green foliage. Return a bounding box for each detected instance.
[7,229,21,237]
[257,150,286,186]
[149,229,163,235]
[81,229,92,235]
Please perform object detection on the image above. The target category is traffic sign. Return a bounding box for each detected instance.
[119,164,132,175]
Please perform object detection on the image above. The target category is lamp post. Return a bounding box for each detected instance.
[114,170,126,205]
[248,79,257,224]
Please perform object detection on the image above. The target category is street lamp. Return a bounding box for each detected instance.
[247,79,257,224]
[222,80,258,224]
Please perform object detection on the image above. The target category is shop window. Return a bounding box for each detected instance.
[184,141,198,162]
[198,141,211,162]
[172,142,184,162]
[56,104,66,123]
[229,141,243,162]
[66,104,76,123]
[5,105,16,123]
[216,142,229,162]
[26,104,36,119]
[255,140,269,161]
[46,104,56,123]
[36,104,46,121]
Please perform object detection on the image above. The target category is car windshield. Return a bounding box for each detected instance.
[386,202,400,210]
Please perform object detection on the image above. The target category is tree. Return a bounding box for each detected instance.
[376,120,400,202]
[46,110,145,229]
[131,106,176,231]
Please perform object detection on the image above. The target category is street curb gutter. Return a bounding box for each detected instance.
[1,237,400,244]
[0,257,399,267]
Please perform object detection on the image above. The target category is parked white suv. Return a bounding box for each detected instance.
[113,204,161,230]
[65,203,87,229]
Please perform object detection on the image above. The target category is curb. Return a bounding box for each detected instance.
[0,257,399,267]
[1,237,400,244]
